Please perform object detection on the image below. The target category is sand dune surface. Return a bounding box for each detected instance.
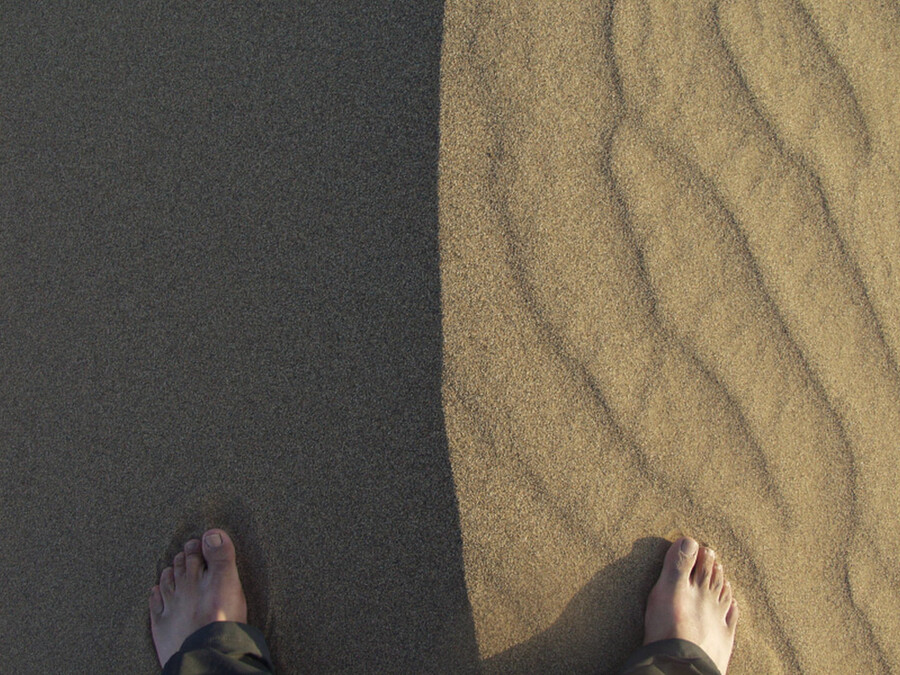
[438,1,900,672]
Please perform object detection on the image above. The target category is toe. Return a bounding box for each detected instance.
[720,580,733,605]
[160,566,175,600]
[726,598,740,630]
[184,539,204,578]
[695,547,716,588]
[173,552,186,580]
[711,562,724,593]
[202,528,236,570]
[664,537,700,584]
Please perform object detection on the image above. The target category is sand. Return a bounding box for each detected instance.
[3,1,899,673]
[437,0,900,672]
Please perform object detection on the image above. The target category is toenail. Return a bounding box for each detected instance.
[681,538,698,555]
[185,540,200,553]
[205,532,222,548]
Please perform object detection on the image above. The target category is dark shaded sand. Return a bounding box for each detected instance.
[438,0,900,672]
[2,3,478,673]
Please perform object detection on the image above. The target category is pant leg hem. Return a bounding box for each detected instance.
[616,638,721,675]
[162,620,275,674]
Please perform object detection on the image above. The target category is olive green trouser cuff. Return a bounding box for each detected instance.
[162,621,275,674]
[617,638,721,675]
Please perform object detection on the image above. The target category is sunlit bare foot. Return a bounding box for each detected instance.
[149,529,248,669]
[642,537,739,675]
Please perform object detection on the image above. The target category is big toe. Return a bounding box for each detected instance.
[665,537,700,583]
[202,529,235,569]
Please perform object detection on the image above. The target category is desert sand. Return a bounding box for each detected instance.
[4,1,899,672]
[438,1,900,672]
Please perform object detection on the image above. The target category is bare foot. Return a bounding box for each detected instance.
[149,529,249,669]
[642,537,739,675]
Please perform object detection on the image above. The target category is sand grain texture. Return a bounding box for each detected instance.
[437,1,900,672]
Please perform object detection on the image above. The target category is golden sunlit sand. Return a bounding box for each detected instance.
[438,1,900,671]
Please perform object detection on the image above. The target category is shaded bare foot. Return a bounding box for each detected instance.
[642,537,739,675]
[149,529,248,668]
